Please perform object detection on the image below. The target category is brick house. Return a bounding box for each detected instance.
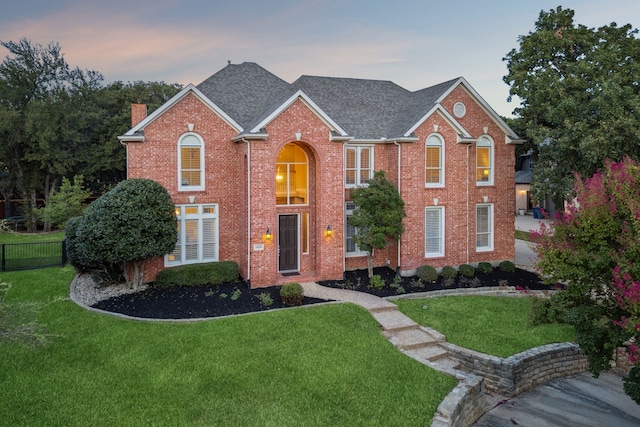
[119,62,523,288]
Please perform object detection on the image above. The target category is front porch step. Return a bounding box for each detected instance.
[384,328,442,351]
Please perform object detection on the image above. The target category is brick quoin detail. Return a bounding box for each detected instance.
[124,76,518,287]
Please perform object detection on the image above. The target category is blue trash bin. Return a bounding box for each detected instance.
[533,207,540,219]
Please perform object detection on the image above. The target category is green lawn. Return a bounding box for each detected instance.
[0,231,66,244]
[0,267,455,426]
[395,295,575,358]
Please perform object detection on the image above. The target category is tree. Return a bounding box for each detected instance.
[349,170,405,278]
[36,175,91,229]
[503,7,640,207]
[532,157,640,402]
[68,179,176,289]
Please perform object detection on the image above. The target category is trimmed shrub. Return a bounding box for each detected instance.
[458,264,475,277]
[369,274,386,290]
[416,265,438,283]
[441,266,457,279]
[499,260,516,272]
[478,262,493,274]
[155,261,239,287]
[280,282,304,306]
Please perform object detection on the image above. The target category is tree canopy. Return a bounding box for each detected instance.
[503,6,640,206]
[533,157,640,402]
[0,38,182,230]
[349,170,405,278]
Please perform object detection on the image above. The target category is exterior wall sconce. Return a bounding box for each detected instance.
[324,225,333,238]
[264,228,272,242]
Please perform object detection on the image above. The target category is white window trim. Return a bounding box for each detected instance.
[165,204,219,266]
[345,145,374,188]
[345,202,368,257]
[425,206,445,258]
[476,203,494,252]
[425,133,445,188]
[476,135,494,186]
[178,132,205,192]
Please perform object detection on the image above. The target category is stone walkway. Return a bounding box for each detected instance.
[301,281,640,427]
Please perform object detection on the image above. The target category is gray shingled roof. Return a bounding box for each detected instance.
[196,62,459,139]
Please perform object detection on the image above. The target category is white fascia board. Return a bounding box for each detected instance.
[437,77,523,142]
[250,90,348,136]
[404,104,471,139]
[121,84,243,137]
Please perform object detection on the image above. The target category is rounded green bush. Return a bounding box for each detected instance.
[416,265,438,283]
[440,266,457,279]
[478,262,493,274]
[458,264,475,277]
[280,282,304,306]
[499,260,516,272]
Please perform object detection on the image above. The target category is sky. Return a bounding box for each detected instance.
[1,0,639,118]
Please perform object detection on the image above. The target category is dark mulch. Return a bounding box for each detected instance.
[317,266,557,298]
[92,267,556,320]
[91,282,329,320]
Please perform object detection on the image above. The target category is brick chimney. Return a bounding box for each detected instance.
[131,104,147,127]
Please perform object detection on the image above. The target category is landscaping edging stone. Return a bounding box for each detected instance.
[430,373,485,427]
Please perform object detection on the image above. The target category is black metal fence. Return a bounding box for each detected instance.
[1,240,67,272]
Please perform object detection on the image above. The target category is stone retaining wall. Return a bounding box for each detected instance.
[431,374,485,427]
[441,342,587,396]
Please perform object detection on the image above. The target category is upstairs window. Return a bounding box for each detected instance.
[179,134,204,190]
[276,143,308,205]
[476,136,493,185]
[426,134,444,187]
[346,146,373,187]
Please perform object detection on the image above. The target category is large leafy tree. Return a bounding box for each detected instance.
[0,38,182,230]
[68,179,176,289]
[349,170,405,278]
[503,7,640,207]
[533,157,640,402]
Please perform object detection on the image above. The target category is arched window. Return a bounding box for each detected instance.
[476,136,493,185]
[179,133,204,190]
[426,134,444,187]
[276,143,308,205]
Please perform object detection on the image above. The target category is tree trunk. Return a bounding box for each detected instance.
[367,252,373,278]
[126,259,146,290]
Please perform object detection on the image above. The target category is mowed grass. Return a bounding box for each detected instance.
[395,295,575,358]
[0,230,66,244]
[0,267,455,427]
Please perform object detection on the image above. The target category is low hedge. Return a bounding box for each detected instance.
[440,266,457,279]
[280,282,304,306]
[458,264,475,277]
[416,265,438,283]
[155,261,239,287]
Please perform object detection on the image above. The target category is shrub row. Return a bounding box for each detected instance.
[155,261,239,287]
[416,260,516,281]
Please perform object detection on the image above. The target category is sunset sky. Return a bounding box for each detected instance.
[2,0,639,117]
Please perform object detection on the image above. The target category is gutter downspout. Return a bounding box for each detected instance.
[393,141,402,275]
[240,138,251,286]
[466,144,470,264]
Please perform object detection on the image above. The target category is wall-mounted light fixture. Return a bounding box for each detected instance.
[264,228,272,242]
[324,225,333,238]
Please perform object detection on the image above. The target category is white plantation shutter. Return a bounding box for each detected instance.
[425,207,444,257]
[476,204,493,250]
[166,204,219,266]
[185,219,198,261]
[202,218,217,260]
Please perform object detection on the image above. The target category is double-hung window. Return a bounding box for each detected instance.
[345,202,367,256]
[346,146,373,187]
[166,204,218,266]
[476,204,494,251]
[425,206,444,257]
[179,133,204,190]
[425,135,444,187]
[476,136,493,185]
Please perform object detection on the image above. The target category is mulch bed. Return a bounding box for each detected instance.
[92,267,556,320]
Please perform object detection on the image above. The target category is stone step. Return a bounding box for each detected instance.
[432,357,461,370]
[371,309,420,332]
[385,328,441,351]
[405,345,450,362]
[367,303,399,314]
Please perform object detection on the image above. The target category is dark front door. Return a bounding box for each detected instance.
[278,214,298,272]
